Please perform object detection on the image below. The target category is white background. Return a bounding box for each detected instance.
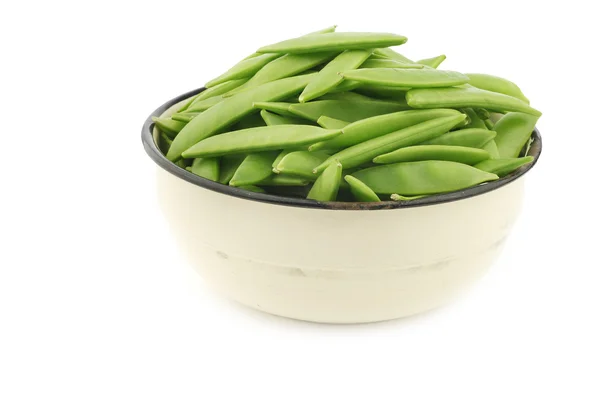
[2,1,599,399]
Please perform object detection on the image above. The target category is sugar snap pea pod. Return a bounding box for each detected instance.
[260,109,310,126]
[175,159,192,169]
[307,161,343,201]
[422,128,496,148]
[167,73,316,161]
[186,95,224,112]
[182,125,342,158]
[373,145,490,165]
[465,73,529,104]
[272,149,295,170]
[288,99,409,123]
[193,78,249,103]
[159,132,172,154]
[310,109,463,152]
[317,115,350,130]
[344,175,381,202]
[406,86,541,116]
[257,32,407,54]
[252,101,296,117]
[474,156,534,177]
[329,79,363,93]
[234,112,266,130]
[351,161,498,195]
[299,49,372,103]
[258,175,310,186]
[229,151,280,187]
[237,185,267,193]
[227,52,336,96]
[482,139,500,159]
[373,48,417,64]
[493,112,539,158]
[360,58,423,69]
[390,194,427,201]
[416,55,446,69]
[314,114,466,173]
[152,117,186,139]
[355,85,410,99]
[205,53,282,88]
[340,68,470,88]
[275,151,331,179]
[218,155,245,185]
[171,112,201,123]
[177,93,201,113]
[188,157,220,181]
[463,108,487,130]
[242,25,338,60]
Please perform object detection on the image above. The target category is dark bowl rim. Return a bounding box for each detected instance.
[141,87,542,211]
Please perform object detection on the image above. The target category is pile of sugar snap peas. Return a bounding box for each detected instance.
[153,26,541,202]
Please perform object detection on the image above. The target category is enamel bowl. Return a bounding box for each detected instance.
[142,88,542,324]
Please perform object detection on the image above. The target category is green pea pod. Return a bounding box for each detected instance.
[171,112,201,123]
[462,108,487,130]
[288,99,409,122]
[318,90,374,102]
[355,86,410,99]
[257,32,407,54]
[218,155,246,185]
[373,145,490,165]
[484,118,494,130]
[317,116,350,130]
[390,194,427,201]
[177,93,201,113]
[422,128,496,148]
[373,48,416,64]
[482,140,500,159]
[299,49,372,103]
[272,149,295,170]
[234,112,266,130]
[159,132,173,154]
[465,73,529,104]
[230,151,280,187]
[176,159,192,169]
[260,109,310,126]
[416,55,447,69]
[252,102,296,117]
[242,25,338,60]
[310,109,463,152]
[341,68,469,88]
[188,157,220,181]
[360,58,424,69]
[182,125,342,158]
[186,95,225,112]
[493,112,539,158]
[227,52,336,96]
[258,175,310,186]
[193,79,250,104]
[314,114,466,173]
[330,79,363,93]
[152,117,186,139]
[167,73,316,161]
[474,156,534,177]
[275,151,331,179]
[351,161,498,195]
[307,161,343,201]
[406,86,541,116]
[344,175,381,202]
[205,53,282,88]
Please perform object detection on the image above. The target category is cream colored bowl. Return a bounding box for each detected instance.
[142,89,542,324]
